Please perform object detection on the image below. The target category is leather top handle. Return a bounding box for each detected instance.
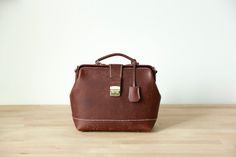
[95,53,138,65]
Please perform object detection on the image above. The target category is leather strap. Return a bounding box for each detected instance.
[109,64,123,87]
[129,63,140,102]
[95,53,138,65]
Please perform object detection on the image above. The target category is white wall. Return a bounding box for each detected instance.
[0,0,235,105]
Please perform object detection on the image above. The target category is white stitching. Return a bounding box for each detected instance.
[73,117,157,122]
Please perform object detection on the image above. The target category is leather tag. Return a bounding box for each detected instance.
[128,86,140,102]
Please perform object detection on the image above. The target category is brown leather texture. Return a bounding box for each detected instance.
[70,53,161,132]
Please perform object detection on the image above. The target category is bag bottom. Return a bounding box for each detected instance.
[73,117,157,132]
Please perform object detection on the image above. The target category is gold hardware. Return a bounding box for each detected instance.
[110,86,120,96]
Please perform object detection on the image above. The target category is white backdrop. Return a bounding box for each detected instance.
[0,0,235,105]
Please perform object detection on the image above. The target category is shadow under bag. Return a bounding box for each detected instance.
[70,53,161,131]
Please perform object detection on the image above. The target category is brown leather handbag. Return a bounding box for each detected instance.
[70,53,161,131]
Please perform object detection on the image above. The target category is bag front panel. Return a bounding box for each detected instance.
[70,66,161,131]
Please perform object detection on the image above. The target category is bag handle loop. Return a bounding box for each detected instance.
[95,53,138,65]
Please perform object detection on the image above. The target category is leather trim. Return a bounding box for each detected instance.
[75,65,157,82]
[76,64,156,73]
[73,117,157,122]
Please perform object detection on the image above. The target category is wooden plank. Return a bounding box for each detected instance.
[0,105,236,157]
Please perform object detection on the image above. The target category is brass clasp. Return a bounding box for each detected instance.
[110,86,120,96]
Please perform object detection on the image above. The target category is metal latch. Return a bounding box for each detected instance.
[110,86,120,96]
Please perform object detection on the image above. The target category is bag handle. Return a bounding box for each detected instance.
[95,53,138,65]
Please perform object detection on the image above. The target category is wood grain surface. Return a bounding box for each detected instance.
[0,105,236,157]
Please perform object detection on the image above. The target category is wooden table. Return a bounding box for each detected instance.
[0,105,236,157]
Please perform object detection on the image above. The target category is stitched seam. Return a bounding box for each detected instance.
[73,117,157,122]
